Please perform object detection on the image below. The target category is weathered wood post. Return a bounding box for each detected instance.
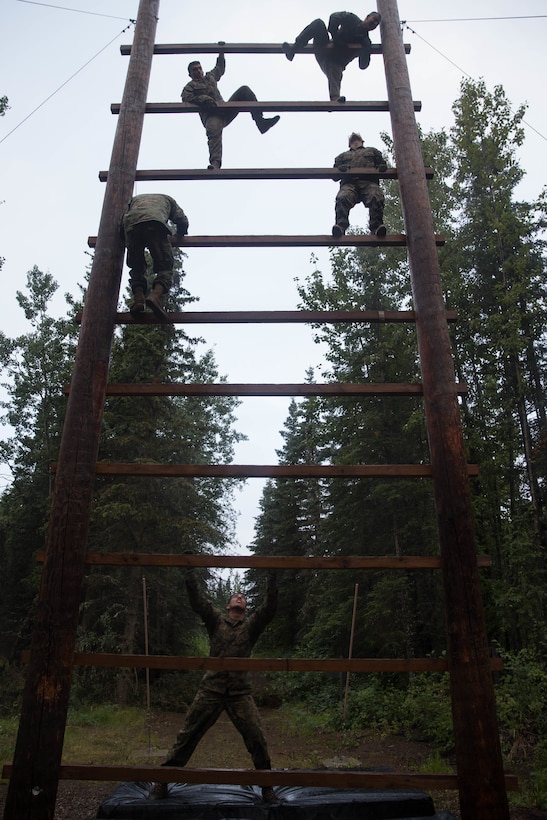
[376,1,509,817]
[3,2,159,817]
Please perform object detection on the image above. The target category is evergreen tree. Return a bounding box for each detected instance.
[0,266,78,656]
[445,78,547,652]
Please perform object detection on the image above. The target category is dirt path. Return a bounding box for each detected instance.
[0,708,544,819]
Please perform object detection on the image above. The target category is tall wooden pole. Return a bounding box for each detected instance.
[342,583,359,724]
[376,2,509,817]
[3,2,159,817]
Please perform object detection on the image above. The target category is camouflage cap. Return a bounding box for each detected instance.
[348,132,363,146]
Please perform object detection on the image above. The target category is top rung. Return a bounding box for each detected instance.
[119,43,411,56]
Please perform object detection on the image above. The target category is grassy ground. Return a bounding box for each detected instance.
[0,704,545,819]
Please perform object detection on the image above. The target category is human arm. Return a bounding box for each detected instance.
[373,148,387,171]
[332,150,349,181]
[247,572,278,642]
[210,50,225,82]
[169,201,189,236]
[185,567,218,633]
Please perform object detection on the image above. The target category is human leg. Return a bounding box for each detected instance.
[225,694,271,770]
[362,182,386,235]
[318,55,345,101]
[148,230,174,293]
[283,19,328,60]
[225,695,280,804]
[229,86,280,134]
[333,183,360,235]
[125,228,148,293]
[203,112,225,168]
[149,689,225,799]
[164,689,225,766]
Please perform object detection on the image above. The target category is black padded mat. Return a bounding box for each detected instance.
[96,780,456,819]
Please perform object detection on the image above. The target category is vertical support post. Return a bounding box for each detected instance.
[3,2,159,818]
[376,1,509,817]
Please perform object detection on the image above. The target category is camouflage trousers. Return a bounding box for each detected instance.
[335,180,385,233]
[200,86,263,167]
[162,687,272,770]
[125,221,174,294]
[294,18,365,100]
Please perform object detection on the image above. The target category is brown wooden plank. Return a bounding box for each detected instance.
[20,652,503,673]
[34,552,492,569]
[98,166,434,182]
[120,42,411,56]
[89,233,444,248]
[2,3,161,820]
[111,101,422,114]
[379,3,510,816]
[49,463,480,478]
[63,382,468,397]
[75,309,459,325]
[1,764,518,792]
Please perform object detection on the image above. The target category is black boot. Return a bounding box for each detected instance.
[146,284,169,322]
[281,42,295,61]
[130,286,145,315]
[256,115,280,134]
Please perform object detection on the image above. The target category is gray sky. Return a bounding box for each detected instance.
[1,0,546,549]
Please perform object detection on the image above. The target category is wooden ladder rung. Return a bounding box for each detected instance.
[111,101,422,114]
[74,309,459,325]
[120,43,412,56]
[34,552,492,569]
[0,763,519,791]
[88,234,444,249]
[49,463,480,478]
[62,382,468,397]
[99,167,434,182]
[20,652,503,674]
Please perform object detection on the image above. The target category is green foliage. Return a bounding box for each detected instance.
[495,649,547,760]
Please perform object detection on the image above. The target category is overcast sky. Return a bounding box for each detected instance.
[1,0,546,549]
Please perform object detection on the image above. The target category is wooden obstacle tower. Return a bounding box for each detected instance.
[3,1,513,817]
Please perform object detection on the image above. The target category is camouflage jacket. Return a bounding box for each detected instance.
[333,144,385,185]
[122,193,188,235]
[186,569,277,695]
[328,11,367,45]
[181,54,226,106]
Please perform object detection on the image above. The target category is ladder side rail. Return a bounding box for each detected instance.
[378,2,509,818]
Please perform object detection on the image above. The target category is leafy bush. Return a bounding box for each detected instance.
[495,649,547,761]
[399,672,454,752]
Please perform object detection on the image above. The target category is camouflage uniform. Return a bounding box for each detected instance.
[162,570,277,770]
[333,144,386,233]
[122,194,188,294]
[182,55,270,168]
[292,12,374,100]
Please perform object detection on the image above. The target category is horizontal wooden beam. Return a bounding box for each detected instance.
[79,309,458,325]
[1,763,518,791]
[88,233,445,248]
[49,463,480,478]
[20,652,502,674]
[34,552,492,569]
[98,167,434,182]
[111,101,422,114]
[63,382,468,398]
[120,42,411,56]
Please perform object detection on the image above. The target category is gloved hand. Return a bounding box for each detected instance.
[337,164,348,173]
[378,163,388,173]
